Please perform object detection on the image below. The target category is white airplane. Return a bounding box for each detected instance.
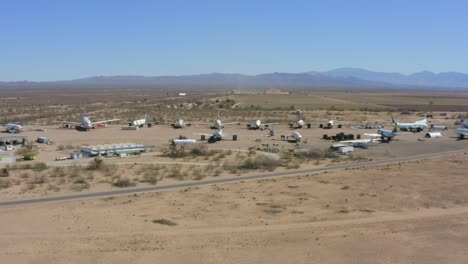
[193,129,239,142]
[171,119,191,129]
[241,120,277,130]
[454,128,468,139]
[289,119,314,129]
[365,129,401,142]
[391,116,429,132]
[318,118,334,129]
[198,116,239,129]
[4,123,24,133]
[56,115,120,131]
[286,131,302,142]
[129,114,148,127]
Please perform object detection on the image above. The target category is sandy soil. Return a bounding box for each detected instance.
[1,154,468,263]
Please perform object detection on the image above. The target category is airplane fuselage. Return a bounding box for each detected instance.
[5,123,23,133]
[396,122,428,130]
[460,121,468,128]
[172,119,185,128]
[81,116,94,129]
[211,119,223,129]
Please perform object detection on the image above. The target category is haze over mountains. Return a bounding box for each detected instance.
[2,68,468,90]
[308,68,468,88]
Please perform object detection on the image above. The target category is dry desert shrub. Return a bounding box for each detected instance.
[152,218,177,226]
[46,184,61,192]
[70,177,90,191]
[142,172,159,185]
[0,179,11,189]
[112,177,136,188]
[87,158,104,170]
[240,156,281,171]
[0,168,9,177]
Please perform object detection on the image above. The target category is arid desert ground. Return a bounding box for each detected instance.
[0,90,467,263]
[1,155,468,263]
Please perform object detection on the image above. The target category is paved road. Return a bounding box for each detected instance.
[1,149,467,207]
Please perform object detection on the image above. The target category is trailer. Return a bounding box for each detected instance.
[425,132,442,138]
[337,146,354,154]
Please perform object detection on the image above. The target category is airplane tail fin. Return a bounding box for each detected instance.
[271,124,276,136]
[391,116,397,124]
[144,113,148,123]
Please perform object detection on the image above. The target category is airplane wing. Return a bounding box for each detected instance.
[341,139,368,143]
[91,119,120,125]
[223,122,241,126]
[364,133,381,137]
[193,133,213,136]
[222,132,240,137]
[341,138,381,143]
[195,122,212,126]
[54,121,82,125]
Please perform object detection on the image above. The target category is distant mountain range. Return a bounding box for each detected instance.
[2,68,468,90]
[307,68,468,88]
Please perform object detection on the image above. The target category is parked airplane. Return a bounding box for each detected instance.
[454,128,468,139]
[340,136,381,148]
[286,131,302,142]
[56,115,120,131]
[391,117,429,132]
[458,115,468,128]
[171,119,191,129]
[241,120,277,130]
[198,116,239,129]
[289,119,314,129]
[365,129,400,142]
[289,111,314,129]
[193,129,239,142]
[3,123,24,133]
[129,114,148,127]
[430,125,448,131]
[326,119,334,129]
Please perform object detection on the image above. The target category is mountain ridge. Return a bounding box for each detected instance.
[1,68,468,90]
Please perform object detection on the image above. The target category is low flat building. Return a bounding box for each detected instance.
[80,143,149,157]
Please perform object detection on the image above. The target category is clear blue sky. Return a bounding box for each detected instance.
[1,0,468,81]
